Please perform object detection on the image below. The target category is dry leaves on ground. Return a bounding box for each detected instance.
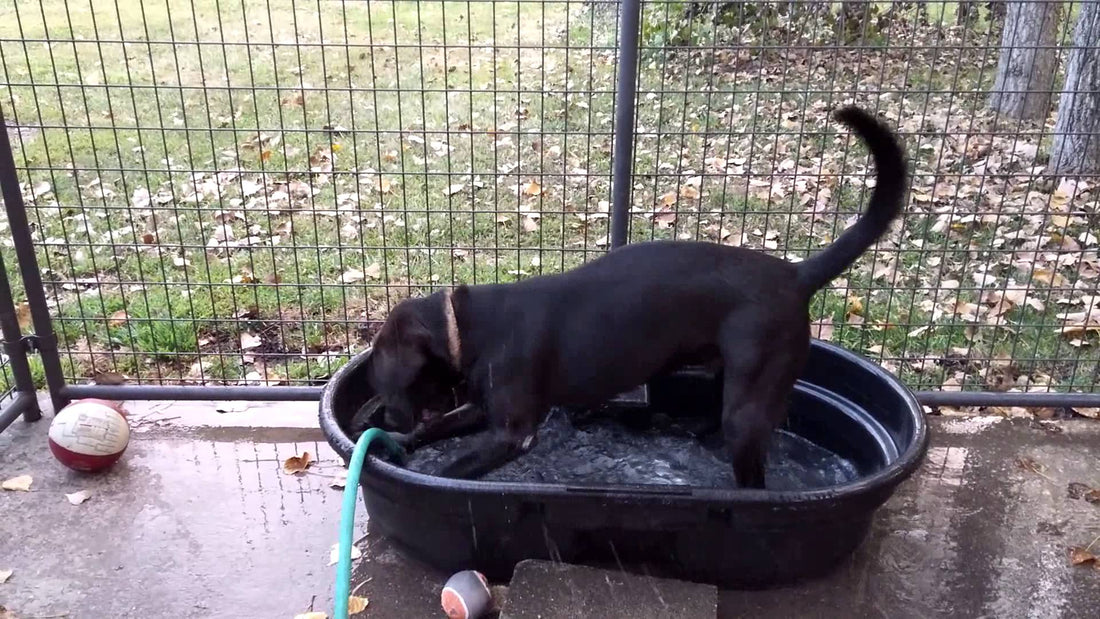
[340,263,381,284]
[347,595,369,614]
[810,316,834,341]
[282,452,314,475]
[2,475,32,491]
[1067,482,1100,504]
[65,490,91,505]
[93,371,128,386]
[340,268,365,284]
[14,303,30,330]
[1072,407,1100,419]
[108,310,129,327]
[329,470,348,489]
[240,332,262,350]
[328,543,362,566]
[1068,546,1100,568]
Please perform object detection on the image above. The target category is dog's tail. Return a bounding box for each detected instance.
[795,106,907,294]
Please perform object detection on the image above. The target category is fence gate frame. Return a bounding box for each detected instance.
[1,0,1099,423]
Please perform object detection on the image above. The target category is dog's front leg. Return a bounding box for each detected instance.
[436,428,536,479]
[437,385,540,479]
[388,402,487,450]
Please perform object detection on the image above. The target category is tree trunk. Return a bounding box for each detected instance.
[988,0,1062,121]
[838,1,872,41]
[958,1,978,25]
[1050,0,1100,175]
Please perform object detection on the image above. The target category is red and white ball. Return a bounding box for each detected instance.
[48,399,130,472]
[441,570,492,619]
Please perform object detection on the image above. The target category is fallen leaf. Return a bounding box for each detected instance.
[293,613,327,619]
[680,185,700,200]
[0,569,10,584]
[2,475,32,491]
[347,595,369,614]
[1067,482,1100,504]
[281,92,305,107]
[445,183,465,196]
[846,295,864,317]
[941,376,963,392]
[31,180,51,197]
[93,372,127,386]
[522,217,539,233]
[1069,546,1098,566]
[1015,457,1047,476]
[15,302,31,330]
[131,187,151,209]
[1072,406,1100,419]
[142,232,157,244]
[329,543,362,566]
[329,471,348,489]
[378,177,393,194]
[811,316,834,341]
[522,181,542,196]
[108,310,129,327]
[215,401,250,414]
[260,149,273,162]
[1032,268,1069,287]
[364,263,382,280]
[659,191,677,207]
[65,490,91,505]
[240,332,262,350]
[283,452,314,475]
[340,268,365,284]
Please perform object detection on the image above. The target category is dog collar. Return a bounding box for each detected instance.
[442,289,461,370]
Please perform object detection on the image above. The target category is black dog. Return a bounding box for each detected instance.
[366,106,907,487]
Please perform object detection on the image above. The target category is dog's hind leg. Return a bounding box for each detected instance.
[718,320,807,489]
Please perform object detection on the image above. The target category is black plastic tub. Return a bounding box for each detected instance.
[320,340,928,588]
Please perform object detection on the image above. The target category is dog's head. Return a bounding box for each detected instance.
[365,296,459,432]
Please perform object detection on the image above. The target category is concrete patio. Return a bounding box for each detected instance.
[1,399,1098,618]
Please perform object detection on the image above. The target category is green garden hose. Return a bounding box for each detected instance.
[334,428,405,618]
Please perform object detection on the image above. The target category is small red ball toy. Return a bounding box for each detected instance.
[48,399,130,472]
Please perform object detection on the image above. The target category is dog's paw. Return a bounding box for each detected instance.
[386,431,416,450]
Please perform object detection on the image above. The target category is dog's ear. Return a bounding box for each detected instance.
[378,296,451,364]
[392,315,432,349]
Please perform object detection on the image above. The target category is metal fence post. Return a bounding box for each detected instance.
[0,106,70,413]
[610,0,643,249]
[0,245,41,431]
[0,247,41,420]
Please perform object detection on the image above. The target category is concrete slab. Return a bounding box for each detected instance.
[2,405,1099,618]
[500,559,717,619]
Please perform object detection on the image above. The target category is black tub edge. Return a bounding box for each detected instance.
[319,340,929,506]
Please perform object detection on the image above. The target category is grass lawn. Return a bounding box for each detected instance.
[0,0,1097,401]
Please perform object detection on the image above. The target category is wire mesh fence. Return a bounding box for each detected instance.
[0,0,1098,402]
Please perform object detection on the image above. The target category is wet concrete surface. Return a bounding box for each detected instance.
[501,559,717,618]
[1,400,1099,618]
[0,399,359,618]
